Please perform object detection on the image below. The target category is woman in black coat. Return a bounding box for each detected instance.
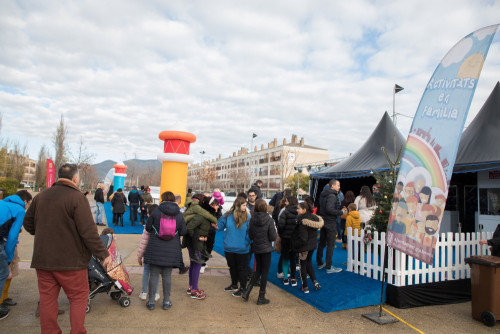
[144,191,187,310]
[293,202,324,293]
[111,189,127,226]
[242,199,277,305]
[277,195,299,286]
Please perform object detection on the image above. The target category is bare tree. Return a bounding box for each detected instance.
[79,163,99,190]
[280,148,302,191]
[6,141,27,183]
[53,114,69,172]
[228,168,249,193]
[71,136,95,167]
[35,145,49,188]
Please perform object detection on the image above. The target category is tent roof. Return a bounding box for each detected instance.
[454,82,500,173]
[311,112,406,179]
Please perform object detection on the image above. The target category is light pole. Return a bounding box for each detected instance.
[296,167,302,195]
[249,133,257,189]
[393,84,404,125]
[199,150,205,191]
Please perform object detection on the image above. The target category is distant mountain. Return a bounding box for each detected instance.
[93,159,162,180]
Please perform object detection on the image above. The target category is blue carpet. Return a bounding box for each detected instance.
[213,231,385,313]
[104,202,144,234]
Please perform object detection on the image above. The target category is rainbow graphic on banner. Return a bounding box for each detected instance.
[401,134,447,192]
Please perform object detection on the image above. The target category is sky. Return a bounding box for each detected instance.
[1,0,499,166]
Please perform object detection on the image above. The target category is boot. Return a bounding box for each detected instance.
[241,283,254,302]
[256,291,269,305]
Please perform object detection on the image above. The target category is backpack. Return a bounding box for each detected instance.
[153,213,177,240]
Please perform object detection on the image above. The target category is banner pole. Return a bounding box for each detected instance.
[363,240,398,324]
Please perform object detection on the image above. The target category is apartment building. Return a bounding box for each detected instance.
[188,135,329,198]
[22,156,37,186]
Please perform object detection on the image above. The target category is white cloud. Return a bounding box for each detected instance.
[0,0,499,169]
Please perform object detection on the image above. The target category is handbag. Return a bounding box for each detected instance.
[274,235,282,253]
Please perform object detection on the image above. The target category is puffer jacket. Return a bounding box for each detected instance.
[345,210,362,236]
[292,213,324,252]
[249,212,277,254]
[318,187,343,225]
[144,201,187,267]
[137,228,151,260]
[277,205,298,240]
[111,192,127,213]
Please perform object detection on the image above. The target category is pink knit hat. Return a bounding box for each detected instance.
[212,191,224,205]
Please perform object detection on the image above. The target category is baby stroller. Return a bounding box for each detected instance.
[87,234,131,313]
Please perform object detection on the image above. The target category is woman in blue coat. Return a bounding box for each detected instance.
[217,196,251,297]
[144,191,187,311]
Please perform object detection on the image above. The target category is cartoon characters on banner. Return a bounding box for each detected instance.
[388,134,447,250]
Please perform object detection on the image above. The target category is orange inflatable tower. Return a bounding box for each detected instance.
[158,131,196,207]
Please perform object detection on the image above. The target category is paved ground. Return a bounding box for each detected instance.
[2,197,498,333]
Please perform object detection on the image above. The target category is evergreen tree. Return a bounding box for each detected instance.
[366,144,402,235]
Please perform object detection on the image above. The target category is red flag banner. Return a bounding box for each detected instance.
[46,159,55,188]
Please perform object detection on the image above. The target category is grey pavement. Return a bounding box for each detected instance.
[2,197,498,333]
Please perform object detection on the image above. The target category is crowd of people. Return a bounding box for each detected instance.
[2,167,500,333]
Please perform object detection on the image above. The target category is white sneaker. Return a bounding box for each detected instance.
[155,293,160,301]
[200,266,206,274]
[318,263,326,270]
[277,272,284,278]
[326,266,343,274]
[139,292,147,300]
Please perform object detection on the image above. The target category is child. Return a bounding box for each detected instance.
[344,203,362,262]
[100,228,133,295]
[344,203,362,237]
[242,199,277,305]
[293,201,324,293]
[137,205,160,301]
[183,196,219,263]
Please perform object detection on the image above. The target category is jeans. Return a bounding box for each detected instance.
[225,252,248,289]
[148,265,172,304]
[0,246,9,296]
[281,238,296,279]
[249,252,271,293]
[95,202,104,224]
[316,223,337,269]
[113,213,123,225]
[130,203,139,223]
[188,248,202,290]
[300,251,316,288]
[37,269,88,334]
[141,263,159,294]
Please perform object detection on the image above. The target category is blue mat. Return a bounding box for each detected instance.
[104,202,145,234]
[213,231,385,313]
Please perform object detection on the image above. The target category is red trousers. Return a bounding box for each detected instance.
[36,269,89,334]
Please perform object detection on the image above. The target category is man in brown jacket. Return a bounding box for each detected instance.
[24,163,111,333]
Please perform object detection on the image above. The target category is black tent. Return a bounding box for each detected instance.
[309,112,406,200]
[453,81,500,173]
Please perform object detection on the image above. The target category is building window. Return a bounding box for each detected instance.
[479,188,500,215]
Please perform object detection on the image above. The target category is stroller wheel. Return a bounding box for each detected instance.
[86,304,91,313]
[110,291,122,300]
[119,297,131,308]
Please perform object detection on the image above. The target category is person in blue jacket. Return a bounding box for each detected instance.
[217,196,251,297]
[0,190,32,320]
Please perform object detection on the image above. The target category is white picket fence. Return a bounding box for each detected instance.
[345,227,493,287]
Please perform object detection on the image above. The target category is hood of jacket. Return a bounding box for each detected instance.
[285,204,298,215]
[159,201,180,216]
[129,189,138,194]
[299,213,324,229]
[251,212,272,226]
[320,187,338,200]
[3,194,25,208]
[349,211,360,219]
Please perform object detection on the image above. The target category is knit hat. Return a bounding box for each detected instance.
[212,191,224,205]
